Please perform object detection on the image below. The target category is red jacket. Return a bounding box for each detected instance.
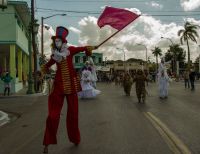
[44,46,92,94]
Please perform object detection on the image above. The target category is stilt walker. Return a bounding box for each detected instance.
[41,26,96,153]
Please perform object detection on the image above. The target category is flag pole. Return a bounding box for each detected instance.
[96,15,140,48]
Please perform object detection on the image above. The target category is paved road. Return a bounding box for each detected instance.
[0,81,199,154]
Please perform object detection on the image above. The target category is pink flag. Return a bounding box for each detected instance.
[97,6,140,31]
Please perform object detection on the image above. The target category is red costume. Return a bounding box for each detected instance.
[42,26,93,146]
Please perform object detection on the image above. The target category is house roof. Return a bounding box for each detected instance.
[8,1,31,29]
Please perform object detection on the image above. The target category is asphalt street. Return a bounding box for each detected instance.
[0,81,199,154]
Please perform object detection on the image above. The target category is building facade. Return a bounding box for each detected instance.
[105,59,145,73]
[73,52,103,70]
[0,1,31,93]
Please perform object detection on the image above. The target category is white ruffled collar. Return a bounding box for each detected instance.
[52,43,70,63]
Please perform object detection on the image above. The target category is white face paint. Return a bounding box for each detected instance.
[55,38,62,49]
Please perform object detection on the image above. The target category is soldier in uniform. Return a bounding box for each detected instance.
[133,69,148,103]
[123,72,133,96]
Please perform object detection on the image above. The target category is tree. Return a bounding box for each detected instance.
[178,22,199,69]
[164,44,186,71]
[152,47,162,71]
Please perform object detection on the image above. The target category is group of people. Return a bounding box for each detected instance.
[38,25,199,153]
[122,58,171,103]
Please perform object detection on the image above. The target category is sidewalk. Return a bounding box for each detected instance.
[0,81,48,98]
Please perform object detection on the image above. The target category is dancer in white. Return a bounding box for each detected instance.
[78,69,100,98]
[158,58,170,99]
[88,57,98,89]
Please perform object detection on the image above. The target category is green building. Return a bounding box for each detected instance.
[0,1,31,93]
[73,52,103,70]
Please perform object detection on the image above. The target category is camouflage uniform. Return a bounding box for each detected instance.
[133,70,147,103]
[123,74,133,96]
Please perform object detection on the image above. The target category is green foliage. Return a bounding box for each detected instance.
[152,47,162,71]
[177,22,199,68]
[165,44,186,62]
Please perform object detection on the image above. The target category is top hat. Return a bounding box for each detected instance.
[51,26,69,43]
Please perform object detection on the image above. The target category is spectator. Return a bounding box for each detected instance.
[1,72,13,96]
[183,70,190,89]
[189,69,196,91]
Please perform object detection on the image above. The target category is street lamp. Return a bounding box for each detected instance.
[161,36,176,74]
[199,45,200,73]
[26,20,39,94]
[27,24,34,94]
[41,14,66,58]
[104,57,107,67]
[136,43,148,70]
[161,36,174,45]
[0,0,7,10]
[116,48,126,72]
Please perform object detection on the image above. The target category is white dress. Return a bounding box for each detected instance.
[158,76,169,98]
[157,62,170,98]
[88,57,98,89]
[78,70,100,98]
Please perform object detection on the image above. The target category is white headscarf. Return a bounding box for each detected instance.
[158,57,169,80]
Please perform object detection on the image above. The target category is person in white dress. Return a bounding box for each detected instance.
[157,58,170,99]
[88,57,98,89]
[78,70,100,98]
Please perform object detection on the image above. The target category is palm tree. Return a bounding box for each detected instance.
[178,22,199,69]
[165,44,186,72]
[152,47,162,71]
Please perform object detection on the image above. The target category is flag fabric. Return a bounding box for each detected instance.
[97,6,140,31]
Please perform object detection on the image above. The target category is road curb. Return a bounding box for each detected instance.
[0,92,47,99]
[0,110,10,127]
[144,112,192,154]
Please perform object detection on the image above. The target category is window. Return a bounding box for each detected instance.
[98,57,102,63]
[75,56,80,63]
[92,56,96,63]
[83,56,87,63]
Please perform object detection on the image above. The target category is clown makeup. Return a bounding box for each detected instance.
[55,38,62,49]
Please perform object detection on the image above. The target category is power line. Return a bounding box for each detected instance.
[36,7,200,16]
[36,8,98,14]
[2,10,200,18]
[40,0,150,2]
[2,8,200,20]
[36,7,200,13]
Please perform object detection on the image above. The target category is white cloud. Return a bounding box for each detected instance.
[69,27,81,34]
[151,1,163,9]
[38,24,55,58]
[146,1,163,9]
[73,11,200,62]
[37,13,200,63]
[180,0,200,11]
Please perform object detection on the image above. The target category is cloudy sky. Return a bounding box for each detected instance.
[24,0,200,61]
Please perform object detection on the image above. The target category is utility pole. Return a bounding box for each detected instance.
[31,0,38,92]
[41,16,44,57]
[161,37,176,74]
[136,43,148,71]
[199,45,200,73]
[41,14,66,58]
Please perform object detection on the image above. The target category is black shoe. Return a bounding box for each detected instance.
[43,146,48,153]
[74,143,79,146]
